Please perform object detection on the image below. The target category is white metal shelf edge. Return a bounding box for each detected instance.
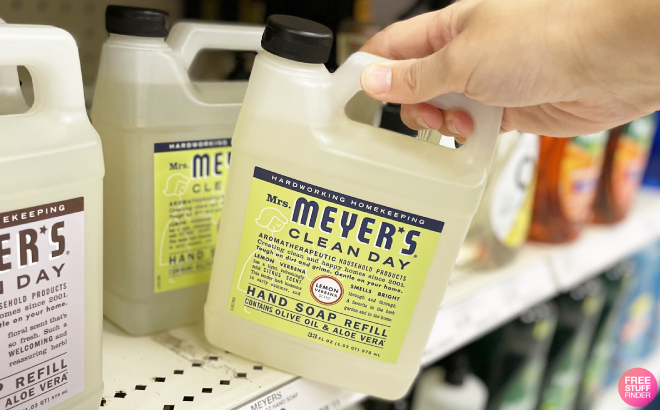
[101,191,660,410]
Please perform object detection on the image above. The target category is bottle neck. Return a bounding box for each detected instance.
[107,33,168,50]
[258,50,329,77]
[243,50,333,127]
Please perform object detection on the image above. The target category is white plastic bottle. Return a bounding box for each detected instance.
[0,23,104,410]
[204,15,502,399]
[91,6,263,335]
[412,352,488,410]
[456,131,540,270]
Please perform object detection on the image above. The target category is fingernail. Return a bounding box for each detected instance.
[447,120,461,136]
[417,117,429,129]
[362,65,392,95]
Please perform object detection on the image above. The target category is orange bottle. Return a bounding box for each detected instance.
[529,132,609,243]
[593,114,657,224]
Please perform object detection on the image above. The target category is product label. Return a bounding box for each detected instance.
[154,139,231,293]
[228,168,444,363]
[490,133,539,248]
[612,115,656,209]
[0,198,85,410]
[558,131,609,223]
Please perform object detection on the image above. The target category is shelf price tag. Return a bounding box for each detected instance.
[235,379,364,410]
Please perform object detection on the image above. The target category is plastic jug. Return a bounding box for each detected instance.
[457,131,539,270]
[204,15,502,398]
[0,24,104,410]
[91,6,263,335]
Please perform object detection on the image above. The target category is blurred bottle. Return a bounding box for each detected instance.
[529,132,609,243]
[468,302,558,410]
[646,241,660,353]
[594,114,657,223]
[642,112,660,187]
[576,262,633,410]
[457,132,539,270]
[608,244,660,384]
[336,0,382,65]
[538,279,606,410]
[411,350,488,410]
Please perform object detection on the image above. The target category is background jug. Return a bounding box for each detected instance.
[92,5,263,335]
[0,23,104,410]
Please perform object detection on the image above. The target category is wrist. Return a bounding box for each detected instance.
[572,0,660,111]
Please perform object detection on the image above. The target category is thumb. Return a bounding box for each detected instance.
[360,45,466,104]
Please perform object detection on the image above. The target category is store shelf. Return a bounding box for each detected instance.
[422,248,556,365]
[101,191,660,410]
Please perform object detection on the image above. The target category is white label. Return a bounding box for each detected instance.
[490,133,539,247]
[236,378,364,410]
[0,198,85,410]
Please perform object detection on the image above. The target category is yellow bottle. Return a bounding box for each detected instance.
[204,15,502,399]
[0,24,104,410]
[91,6,262,334]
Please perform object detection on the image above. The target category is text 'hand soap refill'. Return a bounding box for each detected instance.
[204,15,502,398]
[91,6,263,335]
[0,24,104,410]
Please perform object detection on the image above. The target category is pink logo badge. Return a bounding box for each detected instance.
[619,368,657,407]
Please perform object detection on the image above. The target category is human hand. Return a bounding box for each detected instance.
[359,0,660,142]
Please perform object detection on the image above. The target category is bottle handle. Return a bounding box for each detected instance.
[331,51,503,163]
[167,22,264,71]
[0,19,22,100]
[0,25,86,116]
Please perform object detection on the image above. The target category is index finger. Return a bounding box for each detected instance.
[360,7,458,60]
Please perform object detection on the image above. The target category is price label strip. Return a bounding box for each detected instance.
[234,378,364,410]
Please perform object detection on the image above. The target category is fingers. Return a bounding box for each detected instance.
[401,103,475,143]
[361,45,466,104]
[360,8,458,60]
[444,110,474,143]
[401,103,444,130]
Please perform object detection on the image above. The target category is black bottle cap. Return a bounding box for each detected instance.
[439,351,470,386]
[261,15,333,64]
[106,5,169,37]
[379,103,417,137]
